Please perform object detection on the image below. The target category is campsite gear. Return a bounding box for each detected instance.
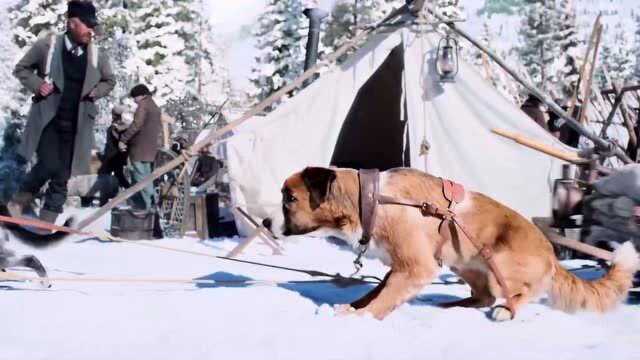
[72,3,411,232]
[182,192,220,240]
[110,207,157,240]
[191,155,222,188]
[72,1,627,235]
[355,169,516,317]
[551,165,584,228]
[581,165,640,250]
[435,33,459,83]
[427,6,631,165]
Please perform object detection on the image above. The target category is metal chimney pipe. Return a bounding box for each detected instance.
[303,7,328,86]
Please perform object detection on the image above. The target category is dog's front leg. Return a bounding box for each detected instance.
[350,271,392,309]
[358,266,436,320]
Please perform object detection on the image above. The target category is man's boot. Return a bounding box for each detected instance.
[6,192,35,218]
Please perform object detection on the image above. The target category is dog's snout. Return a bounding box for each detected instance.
[262,218,273,231]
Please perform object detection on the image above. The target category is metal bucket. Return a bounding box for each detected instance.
[111,208,155,240]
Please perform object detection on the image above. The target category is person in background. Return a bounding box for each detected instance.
[520,94,548,131]
[98,105,130,190]
[547,99,581,148]
[118,84,161,211]
[8,0,115,224]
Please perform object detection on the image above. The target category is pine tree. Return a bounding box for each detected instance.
[322,0,395,53]
[634,14,640,80]
[470,22,522,104]
[477,0,524,17]
[555,0,581,96]
[517,0,563,92]
[602,26,635,84]
[249,0,307,102]
[9,0,67,48]
[0,10,29,124]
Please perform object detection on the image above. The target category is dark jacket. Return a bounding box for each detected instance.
[120,96,162,162]
[101,123,127,161]
[13,32,116,175]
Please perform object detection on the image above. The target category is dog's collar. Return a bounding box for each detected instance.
[358,169,380,247]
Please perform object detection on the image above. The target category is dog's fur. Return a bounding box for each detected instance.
[279,167,640,320]
[0,204,72,286]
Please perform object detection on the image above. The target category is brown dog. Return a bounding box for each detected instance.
[280,167,639,321]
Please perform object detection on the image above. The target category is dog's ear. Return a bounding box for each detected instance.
[301,167,337,210]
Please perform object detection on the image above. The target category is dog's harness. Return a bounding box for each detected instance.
[355,169,516,317]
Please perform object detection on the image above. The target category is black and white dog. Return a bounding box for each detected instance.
[0,204,72,286]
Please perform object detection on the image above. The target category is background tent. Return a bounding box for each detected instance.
[222,27,568,235]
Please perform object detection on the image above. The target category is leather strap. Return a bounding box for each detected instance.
[377,183,516,317]
[435,179,465,264]
[358,169,380,246]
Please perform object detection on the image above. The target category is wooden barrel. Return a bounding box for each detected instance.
[111,208,155,240]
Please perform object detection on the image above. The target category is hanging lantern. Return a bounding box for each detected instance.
[436,34,459,83]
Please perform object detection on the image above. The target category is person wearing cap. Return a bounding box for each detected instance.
[8,0,115,224]
[118,84,161,211]
[97,105,130,191]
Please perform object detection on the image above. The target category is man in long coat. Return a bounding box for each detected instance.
[8,1,115,223]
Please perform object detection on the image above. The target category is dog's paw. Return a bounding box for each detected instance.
[38,278,51,289]
[490,305,514,322]
[333,304,356,316]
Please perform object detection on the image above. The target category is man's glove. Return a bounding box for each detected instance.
[118,141,127,152]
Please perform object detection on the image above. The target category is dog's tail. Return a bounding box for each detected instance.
[7,217,75,248]
[548,241,639,313]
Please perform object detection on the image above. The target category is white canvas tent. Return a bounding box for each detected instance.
[221,26,569,235]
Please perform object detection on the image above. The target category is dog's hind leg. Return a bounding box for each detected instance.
[439,268,496,308]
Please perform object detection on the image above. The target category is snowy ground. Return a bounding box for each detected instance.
[1,208,640,360]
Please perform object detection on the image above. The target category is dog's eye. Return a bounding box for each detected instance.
[284,193,297,204]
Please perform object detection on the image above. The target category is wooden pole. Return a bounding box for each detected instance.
[601,68,637,150]
[74,5,410,231]
[425,7,633,165]
[532,217,614,261]
[576,22,603,125]
[568,14,601,116]
[491,129,588,164]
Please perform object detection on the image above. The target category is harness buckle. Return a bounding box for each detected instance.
[351,243,369,276]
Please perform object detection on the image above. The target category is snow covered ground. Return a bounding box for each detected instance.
[1,208,640,360]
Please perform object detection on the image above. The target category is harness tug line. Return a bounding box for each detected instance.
[0,214,383,285]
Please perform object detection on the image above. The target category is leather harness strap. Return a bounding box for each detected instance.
[358,169,380,246]
[357,170,516,317]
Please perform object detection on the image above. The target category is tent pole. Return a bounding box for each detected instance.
[424,7,632,165]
